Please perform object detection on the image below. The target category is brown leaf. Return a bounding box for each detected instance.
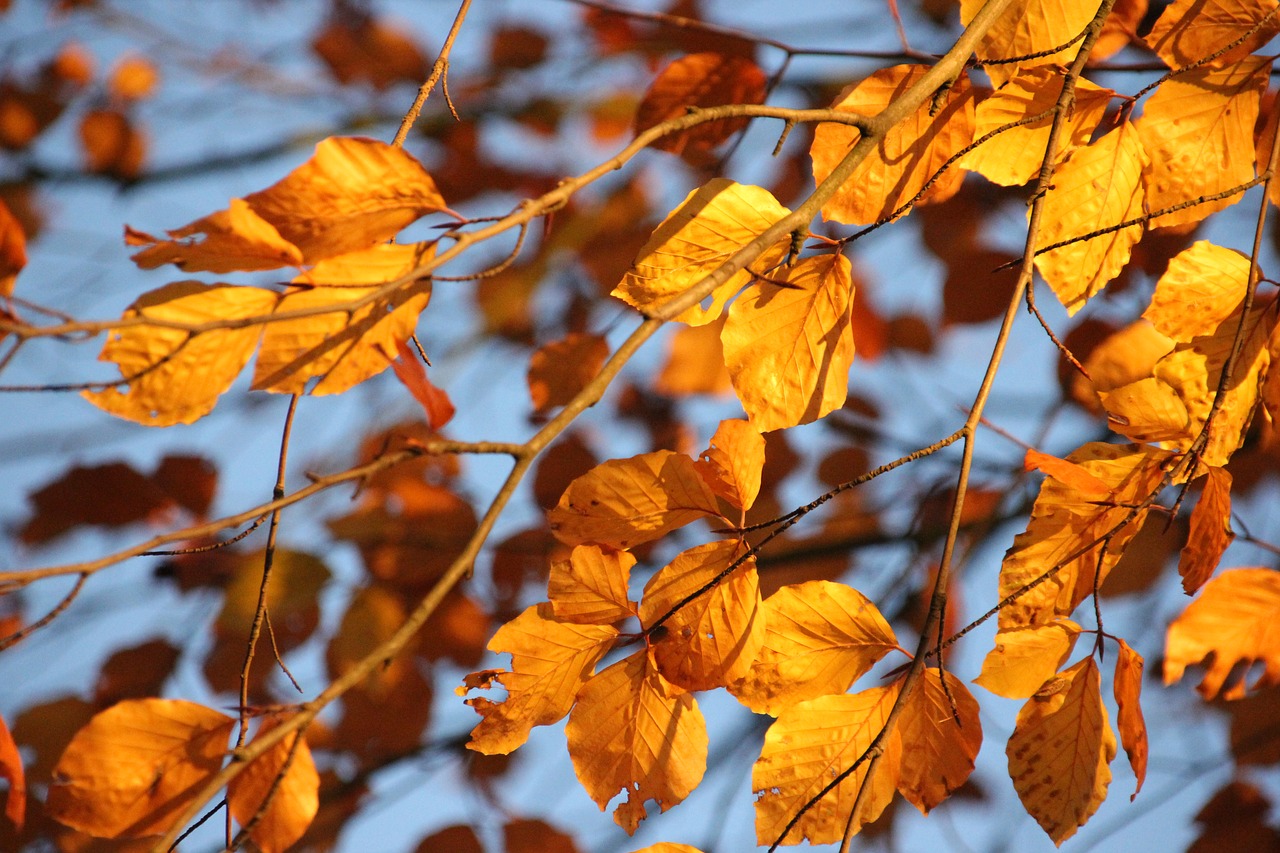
[634,53,766,163]
[312,17,429,90]
[0,713,24,832]
[1178,467,1234,594]
[527,333,609,414]
[78,108,145,179]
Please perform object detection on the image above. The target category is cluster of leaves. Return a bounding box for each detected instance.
[6,0,1280,851]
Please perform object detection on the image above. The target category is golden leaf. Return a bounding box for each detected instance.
[1165,567,1280,700]
[1091,0,1149,61]
[611,178,791,326]
[1024,449,1115,498]
[694,418,765,511]
[1135,55,1268,229]
[897,668,982,814]
[1113,639,1148,800]
[1034,122,1149,315]
[84,281,279,426]
[628,845,705,853]
[547,544,637,625]
[527,332,609,414]
[961,0,1101,85]
[45,699,235,838]
[1144,0,1280,70]
[959,67,1111,187]
[227,721,319,853]
[752,685,902,846]
[730,580,897,715]
[721,253,856,432]
[1075,320,1174,410]
[1143,242,1252,342]
[292,241,435,286]
[546,450,723,549]
[634,52,767,161]
[812,65,974,225]
[1007,658,1115,845]
[565,650,707,835]
[461,603,617,755]
[1178,467,1234,594]
[127,200,303,274]
[639,540,764,691]
[975,618,1083,699]
[654,317,734,396]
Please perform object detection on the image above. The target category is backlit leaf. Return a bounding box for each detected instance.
[611,179,791,326]
[1024,449,1114,499]
[46,699,235,838]
[897,668,982,814]
[461,603,617,754]
[639,540,764,692]
[1144,0,1280,70]
[1113,639,1148,800]
[961,0,1100,85]
[694,418,764,511]
[227,720,319,853]
[730,580,897,715]
[547,450,723,549]
[812,65,975,225]
[634,52,766,161]
[752,685,902,846]
[1178,467,1234,594]
[1007,658,1115,845]
[1135,56,1268,229]
[391,341,455,430]
[628,844,704,853]
[566,650,707,835]
[527,333,609,414]
[0,198,26,297]
[84,281,279,426]
[654,317,733,396]
[548,544,637,625]
[722,253,856,432]
[1143,242,1252,342]
[0,713,24,832]
[975,618,1083,699]
[1164,567,1280,700]
[292,241,435,286]
[127,200,303,274]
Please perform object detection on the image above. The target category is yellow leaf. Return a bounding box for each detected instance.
[897,668,982,814]
[1135,55,1268,229]
[694,418,764,511]
[1164,567,1280,700]
[251,281,430,395]
[127,200,304,274]
[722,253,856,432]
[752,686,902,846]
[546,450,723,549]
[1007,658,1115,845]
[1091,0,1149,62]
[1034,122,1148,315]
[84,281,279,426]
[1097,376,1190,443]
[975,618,1083,699]
[611,178,791,326]
[292,241,436,286]
[639,540,764,691]
[1024,449,1115,498]
[45,699,235,838]
[1178,467,1234,594]
[547,544,637,625]
[997,443,1173,631]
[1143,242,1253,342]
[527,332,609,414]
[812,65,975,225]
[729,580,897,715]
[1113,639,1148,800]
[461,603,617,755]
[1144,0,1280,70]
[1075,320,1174,410]
[227,721,319,853]
[566,650,707,835]
[961,0,1101,86]
[959,67,1111,187]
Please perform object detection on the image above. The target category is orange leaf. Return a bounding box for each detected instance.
[392,340,455,430]
[628,844,705,853]
[812,65,975,225]
[0,197,26,297]
[79,108,146,179]
[1143,241,1252,342]
[1090,0,1148,62]
[654,317,733,396]
[1007,658,1116,845]
[127,200,303,273]
[108,55,159,102]
[897,668,982,814]
[527,332,609,414]
[752,685,902,845]
[1135,55,1268,229]
[722,253,856,432]
[1024,449,1114,498]
[1165,567,1280,700]
[975,618,1083,699]
[611,178,791,326]
[565,650,707,835]
[547,544,637,625]
[1178,467,1234,594]
[1113,639,1148,800]
[292,241,435,286]
[1144,0,1280,70]
[546,450,722,549]
[312,17,428,90]
[730,580,898,715]
[1034,121,1148,315]
[227,721,319,853]
[694,418,764,511]
[961,0,1102,86]
[0,712,24,832]
[45,699,235,838]
[461,603,617,754]
[639,540,764,691]
[634,52,766,162]
[84,282,280,426]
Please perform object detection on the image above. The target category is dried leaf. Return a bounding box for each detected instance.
[634,52,766,161]
[975,618,1083,699]
[127,201,303,273]
[312,17,429,90]
[897,668,982,814]
[694,418,764,511]
[1113,639,1148,800]
[548,544,637,625]
[1178,467,1234,594]
[227,721,319,853]
[1144,0,1280,70]
[527,333,609,414]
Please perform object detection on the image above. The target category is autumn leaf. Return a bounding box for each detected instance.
[546,449,723,549]
[1144,0,1280,70]
[1178,467,1234,594]
[1142,242,1252,342]
[694,418,764,511]
[565,649,707,834]
[634,52,766,161]
[896,668,981,814]
[227,720,319,853]
[975,618,1083,699]
[547,544,637,625]
[812,64,974,225]
[126,200,303,274]
[45,699,235,838]
[461,603,617,754]
[611,178,791,326]
[84,281,279,426]
[628,844,705,853]
[1007,658,1116,845]
[721,253,856,432]
[527,332,609,414]
[292,241,436,286]
[0,712,24,832]
[1024,449,1114,499]
[391,340,455,430]
[1164,567,1280,700]
[655,317,734,396]
[730,580,898,715]
[0,197,26,297]
[326,585,410,695]
[961,0,1101,85]
[1113,639,1148,800]
[752,685,902,845]
[639,540,764,692]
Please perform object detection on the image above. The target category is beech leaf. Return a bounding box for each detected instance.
[227,721,319,853]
